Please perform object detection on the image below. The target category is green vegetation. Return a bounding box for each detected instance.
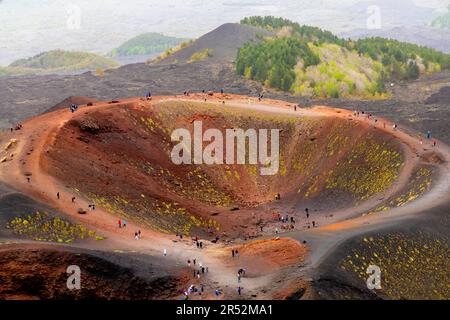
[237,37,319,91]
[109,32,188,57]
[430,7,450,29]
[241,16,346,46]
[237,16,450,98]
[1,50,118,76]
[152,39,194,62]
[292,43,385,99]
[189,48,213,62]
[352,37,450,80]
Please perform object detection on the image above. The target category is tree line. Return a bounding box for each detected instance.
[237,16,450,94]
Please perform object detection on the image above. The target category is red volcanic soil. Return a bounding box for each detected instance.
[229,238,308,275]
[1,93,448,300]
[210,237,309,299]
[33,94,408,240]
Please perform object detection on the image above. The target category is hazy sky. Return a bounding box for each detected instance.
[0,0,449,65]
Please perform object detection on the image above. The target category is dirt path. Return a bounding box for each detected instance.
[1,93,449,299]
[285,110,450,271]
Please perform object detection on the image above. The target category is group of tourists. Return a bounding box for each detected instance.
[134,230,142,240]
[11,123,23,132]
[181,284,205,300]
[70,104,79,113]
[354,109,438,147]
[118,219,127,228]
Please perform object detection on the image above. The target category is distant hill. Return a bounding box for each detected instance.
[341,26,450,55]
[237,16,450,99]
[153,23,272,65]
[109,33,188,58]
[430,9,450,30]
[1,50,119,76]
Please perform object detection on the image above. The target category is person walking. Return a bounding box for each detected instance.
[57,192,60,200]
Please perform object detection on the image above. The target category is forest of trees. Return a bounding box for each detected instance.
[241,16,346,46]
[237,16,450,96]
[236,37,319,91]
[352,37,450,80]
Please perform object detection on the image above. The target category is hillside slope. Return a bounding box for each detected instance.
[237,16,450,98]
[1,50,119,76]
[109,33,188,57]
[341,26,450,55]
[154,23,272,65]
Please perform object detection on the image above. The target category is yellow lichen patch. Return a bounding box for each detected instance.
[367,167,432,215]
[341,232,449,300]
[325,122,352,157]
[6,211,101,243]
[89,192,219,236]
[150,200,220,235]
[325,136,403,200]
[140,162,232,207]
